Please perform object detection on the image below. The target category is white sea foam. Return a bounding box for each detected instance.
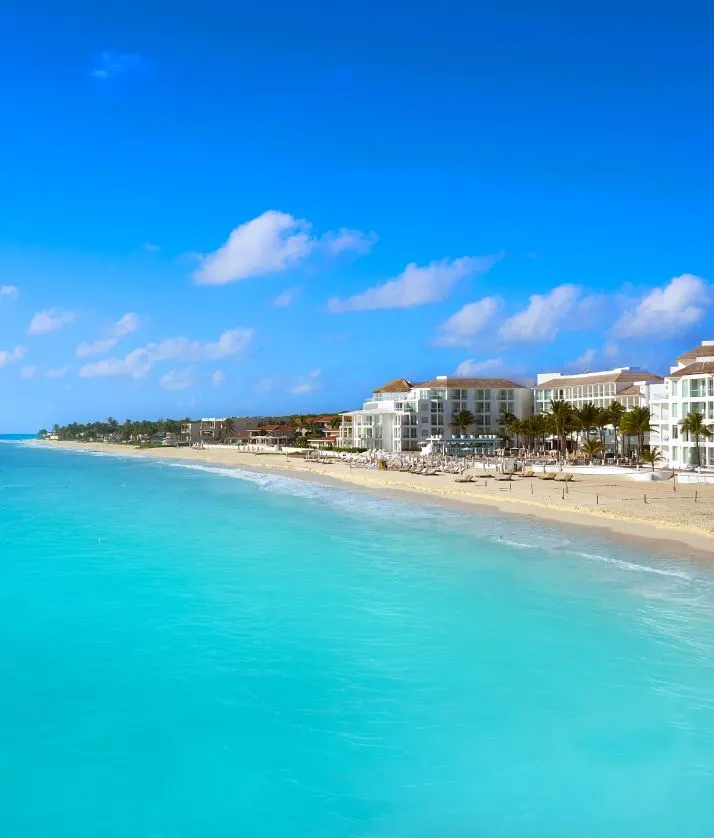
[165,461,462,526]
[25,444,704,586]
[575,551,693,580]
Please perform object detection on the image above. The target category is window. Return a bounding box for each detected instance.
[670,380,678,397]
[682,379,690,398]
[690,379,707,398]
[671,425,679,440]
[672,446,678,461]
[672,403,679,419]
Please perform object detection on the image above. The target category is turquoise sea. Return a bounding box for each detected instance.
[2,440,714,837]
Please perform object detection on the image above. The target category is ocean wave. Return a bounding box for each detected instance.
[165,462,465,526]
[575,551,693,580]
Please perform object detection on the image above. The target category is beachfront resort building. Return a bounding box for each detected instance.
[338,376,532,454]
[180,418,230,444]
[533,367,665,454]
[655,341,714,468]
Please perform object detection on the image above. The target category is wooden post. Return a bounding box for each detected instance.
[561,488,565,500]
[531,483,534,495]
[644,493,647,504]
[596,494,599,505]
[695,490,698,503]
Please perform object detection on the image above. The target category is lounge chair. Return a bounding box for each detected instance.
[496,474,512,481]
[538,472,556,481]
[521,468,535,478]
[454,475,474,483]
[554,472,574,482]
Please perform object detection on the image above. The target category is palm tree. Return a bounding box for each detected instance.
[547,400,574,462]
[329,415,342,430]
[641,447,665,472]
[530,412,549,453]
[607,401,626,457]
[222,417,235,440]
[581,437,604,460]
[619,406,652,464]
[573,402,599,447]
[595,406,611,451]
[451,409,475,437]
[679,410,713,467]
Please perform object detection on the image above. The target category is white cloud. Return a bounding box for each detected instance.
[272,287,300,308]
[612,274,709,338]
[76,312,140,357]
[436,296,502,347]
[567,348,597,371]
[211,369,226,388]
[499,284,580,342]
[160,368,195,391]
[328,253,502,312]
[193,211,313,285]
[455,358,504,376]
[46,366,70,379]
[254,377,273,395]
[20,365,36,379]
[79,328,253,378]
[292,369,322,394]
[323,228,377,255]
[29,308,77,335]
[0,346,27,367]
[193,211,374,286]
[91,50,150,81]
[143,242,160,253]
[0,285,18,299]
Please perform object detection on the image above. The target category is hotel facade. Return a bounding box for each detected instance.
[533,367,665,454]
[338,376,532,453]
[655,341,714,468]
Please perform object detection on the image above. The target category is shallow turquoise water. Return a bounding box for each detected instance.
[1,442,714,837]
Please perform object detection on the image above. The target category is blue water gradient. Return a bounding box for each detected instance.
[2,442,714,836]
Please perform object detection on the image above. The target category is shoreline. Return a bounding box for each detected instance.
[32,440,714,559]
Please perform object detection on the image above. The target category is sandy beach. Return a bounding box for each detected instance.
[36,440,714,556]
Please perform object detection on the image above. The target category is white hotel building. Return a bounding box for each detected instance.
[655,340,714,468]
[338,376,532,453]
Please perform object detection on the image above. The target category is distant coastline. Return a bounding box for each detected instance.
[32,439,714,558]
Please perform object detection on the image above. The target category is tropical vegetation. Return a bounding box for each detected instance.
[679,410,713,467]
[640,446,665,471]
[500,399,658,464]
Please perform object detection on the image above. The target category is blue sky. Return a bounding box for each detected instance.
[1,0,713,431]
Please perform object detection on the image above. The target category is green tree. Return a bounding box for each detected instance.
[547,400,574,462]
[501,411,524,448]
[619,406,652,464]
[451,409,476,436]
[330,415,343,430]
[222,417,236,440]
[641,446,665,472]
[581,437,605,460]
[606,401,626,456]
[573,401,599,446]
[680,410,713,467]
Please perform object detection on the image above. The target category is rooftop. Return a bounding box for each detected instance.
[668,361,714,379]
[537,369,663,388]
[676,340,714,364]
[616,384,645,396]
[374,375,527,392]
[373,378,413,393]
